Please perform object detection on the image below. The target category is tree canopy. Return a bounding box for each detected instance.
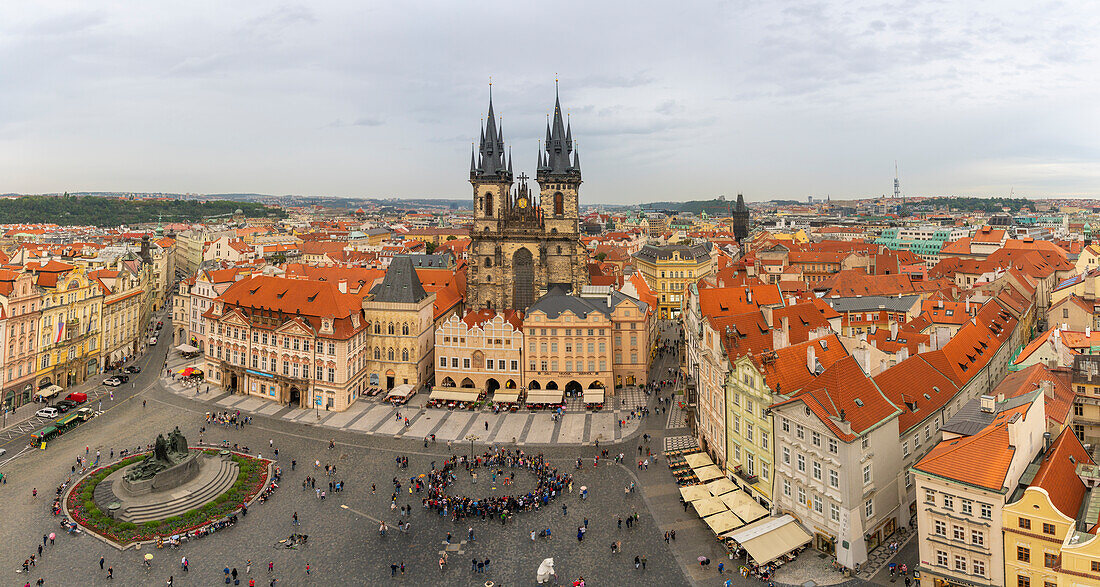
[0,196,285,226]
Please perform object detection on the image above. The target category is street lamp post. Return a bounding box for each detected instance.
[465,433,479,462]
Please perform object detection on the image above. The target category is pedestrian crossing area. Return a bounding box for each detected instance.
[163,377,645,446]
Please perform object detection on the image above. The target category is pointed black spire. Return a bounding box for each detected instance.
[470,143,476,174]
[542,80,575,177]
[573,143,581,173]
[473,85,511,181]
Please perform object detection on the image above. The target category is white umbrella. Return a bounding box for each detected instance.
[537,558,556,584]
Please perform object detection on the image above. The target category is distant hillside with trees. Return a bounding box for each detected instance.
[0,195,284,226]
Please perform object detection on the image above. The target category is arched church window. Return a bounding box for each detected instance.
[388,323,395,335]
[402,348,409,361]
[484,193,494,216]
[553,192,564,216]
[557,246,562,254]
[485,257,492,268]
[388,348,394,361]
[402,323,409,335]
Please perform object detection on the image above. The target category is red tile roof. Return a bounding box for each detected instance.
[697,283,784,317]
[461,309,524,331]
[772,355,900,442]
[755,334,849,397]
[913,402,1034,491]
[873,355,961,434]
[1030,427,1093,518]
[992,363,1074,426]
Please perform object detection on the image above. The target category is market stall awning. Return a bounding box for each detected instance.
[429,387,483,402]
[492,390,521,403]
[692,497,728,518]
[175,344,199,354]
[679,484,712,502]
[36,385,62,399]
[705,478,738,498]
[703,510,745,535]
[582,389,605,404]
[386,384,417,400]
[722,515,812,565]
[692,464,723,482]
[526,389,564,404]
[720,490,770,523]
[683,452,715,468]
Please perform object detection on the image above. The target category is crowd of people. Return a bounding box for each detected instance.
[419,449,573,523]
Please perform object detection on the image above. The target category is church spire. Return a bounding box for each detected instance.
[472,82,511,181]
[542,81,577,177]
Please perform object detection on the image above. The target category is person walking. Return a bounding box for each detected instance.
[246,561,251,575]
[100,557,105,570]
[634,556,640,570]
[106,567,113,580]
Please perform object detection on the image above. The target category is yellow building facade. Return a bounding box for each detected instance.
[36,266,103,389]
[632,242,715,319]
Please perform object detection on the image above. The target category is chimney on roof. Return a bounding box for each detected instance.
[979,395,995,413]
[762,305,773,327]
[773,316,790,350]
[938,299,944,309]
[1040,379,1054,400]
[854,345,870,374]
[890,321,898,341]
[746,288,752,304]
[807,345,816,373]
[337,279,347,294]
[1043,431,1052,455]
[965,296,971,314]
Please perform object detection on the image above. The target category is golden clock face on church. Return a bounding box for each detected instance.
[517,196,528,209]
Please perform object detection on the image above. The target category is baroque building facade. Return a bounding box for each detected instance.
[465,88,587,311]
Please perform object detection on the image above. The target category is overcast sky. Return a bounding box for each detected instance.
[1,1,1099,204]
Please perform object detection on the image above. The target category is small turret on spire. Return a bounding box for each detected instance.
[470,143,477,174]
[573,142,581,173]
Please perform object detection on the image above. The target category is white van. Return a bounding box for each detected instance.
[36,407,59,418]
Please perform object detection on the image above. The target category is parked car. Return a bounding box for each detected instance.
[65,392,87,404]
[123,366,141,374]
[149,337,158,345]
[55,399,78,410]
[48,403,70,413]
[36,407,58,418]
[103,378,122,387]
[116,374,130,383]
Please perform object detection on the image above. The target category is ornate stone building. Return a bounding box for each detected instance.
[465,88,587,311]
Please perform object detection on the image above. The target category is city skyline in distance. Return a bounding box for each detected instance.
[2,1,1099,203]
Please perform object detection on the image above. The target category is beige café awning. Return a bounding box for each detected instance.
[683,452,715,468]
[692,497,728,518]
[386,384,417,400]
[705,477,738,498]
[582,389,605,404]
[720,490,770,523]
[492,390,521,403]
[429,387,483,402]
[693,465,723,482]
[36,385,63,399]
[526,389,564,404]
[679,484,712,503]
[722,515,812,565]
[703,510,745,535]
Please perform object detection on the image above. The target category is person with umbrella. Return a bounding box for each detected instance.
[144,553,153,568]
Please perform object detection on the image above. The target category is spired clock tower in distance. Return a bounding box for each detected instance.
[465,85,588,312]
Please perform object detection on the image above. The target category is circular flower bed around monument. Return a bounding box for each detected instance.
[422,449,573,521]
[66,449,270,545]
